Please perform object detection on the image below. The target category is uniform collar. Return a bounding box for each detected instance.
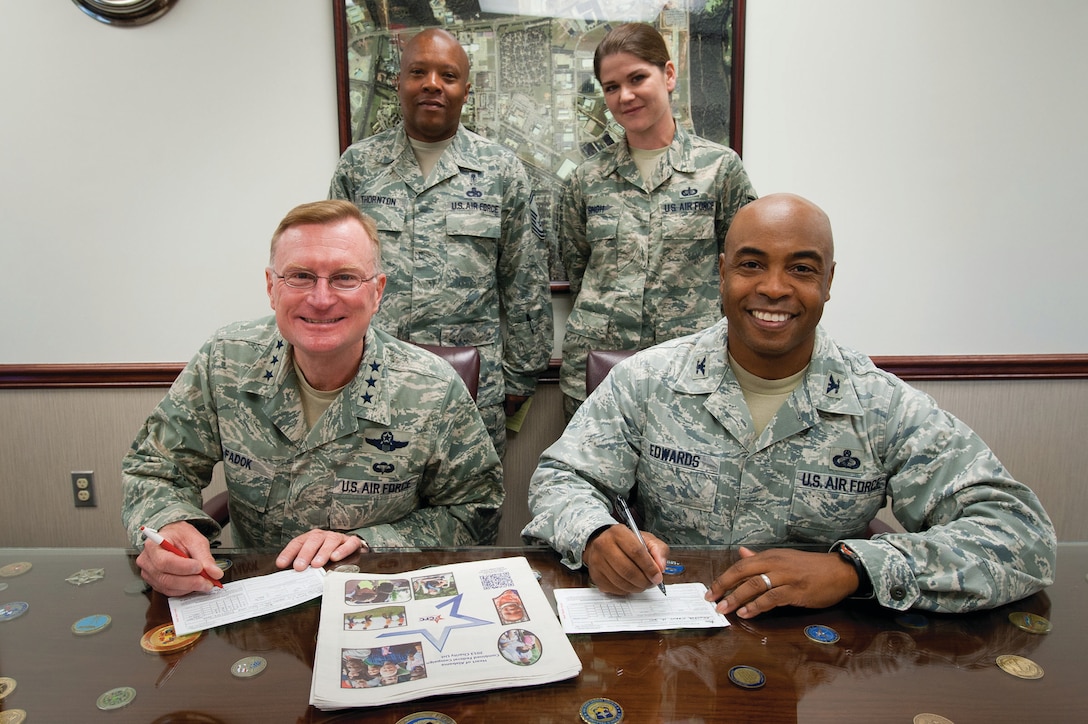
[603,123,697,183]
[238,327,392,446]
[389,123,486,189]
[666,320,864,417]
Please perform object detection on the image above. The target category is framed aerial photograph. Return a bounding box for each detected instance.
[333,0,746,286]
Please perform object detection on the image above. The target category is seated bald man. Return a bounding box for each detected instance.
[523,193,1055,617]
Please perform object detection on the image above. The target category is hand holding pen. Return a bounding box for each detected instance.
[616,497,667,596]
[140,525,223,590]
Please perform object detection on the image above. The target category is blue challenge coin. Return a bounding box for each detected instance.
[72,614,111,635]
[663,560,684,575]
[0,602,29,623]
[580,697,623,722]
[804,624,840,644]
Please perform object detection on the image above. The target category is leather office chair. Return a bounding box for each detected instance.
[585,348,637,397]
[585,349,896,539]
[202,343,482,530]
[414,343,480,402]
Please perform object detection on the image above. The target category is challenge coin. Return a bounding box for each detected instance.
[0,562,31,577]
[0,709,27,724]
[73,613,112,636]
[914,715,954,724]
[1008,611,1051,634]
[996,654,1044,680]
[96,686,136,710]
[230,656,267,678]
[214,558,233,572]
[580,697,623,723]
[0,602,29,623]
[140,622,203,654]
[0,677,16,700]
[334,564,359,573]
[804,624,840,644]
[395,712,457,724]
[728,665,766,689]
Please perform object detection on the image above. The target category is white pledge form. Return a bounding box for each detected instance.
[554,582,729,634]
[168,567,326,635]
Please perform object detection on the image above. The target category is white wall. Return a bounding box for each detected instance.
[2,0,1086,364]
[0,0,339,363]
[743,0,1088,354]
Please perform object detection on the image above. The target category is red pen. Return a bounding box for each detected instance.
[140,525,223,588]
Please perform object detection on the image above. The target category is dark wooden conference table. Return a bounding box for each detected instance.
[0,544,1084,723]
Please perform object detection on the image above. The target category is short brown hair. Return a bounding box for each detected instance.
[593,22,671,82]
[269,200,381,272]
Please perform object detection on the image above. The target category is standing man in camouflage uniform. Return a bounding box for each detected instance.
[122,200,502,597]
[524,193,1056,615]
[329,28,553,458]
[558,23,757,418]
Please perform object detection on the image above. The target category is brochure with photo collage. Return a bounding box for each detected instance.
[309,556,582,710]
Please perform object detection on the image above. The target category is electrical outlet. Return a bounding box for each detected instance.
[71,471,96,507]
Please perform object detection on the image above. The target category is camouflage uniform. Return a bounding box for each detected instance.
[122,317,503,550]
[329,123,554,455]
[558,125,756,407]
[525,318,1057,613]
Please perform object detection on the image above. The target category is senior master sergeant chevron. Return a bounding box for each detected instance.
[329,28,553,459]
[122,200,503,597]
[523,193,1056,616]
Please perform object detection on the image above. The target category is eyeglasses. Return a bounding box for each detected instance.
[271,269,376,291]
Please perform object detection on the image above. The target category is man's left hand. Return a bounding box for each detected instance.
[276,529,366,572]
[704,546,859,618]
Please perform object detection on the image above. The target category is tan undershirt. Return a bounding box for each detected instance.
[295,360,348,430]
[729,352,807,435]
[409,136,455,181]
[629,145,668,186]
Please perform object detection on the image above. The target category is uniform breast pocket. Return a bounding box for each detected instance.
[788,469,887,542]
[658,213,717,288]
[636,454,719,540]
[444,213,499,284]
[224,470,276,541]
[361,202,406,235]
[361,202,408,284]
[584,214,619,278]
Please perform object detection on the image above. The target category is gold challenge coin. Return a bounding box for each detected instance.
[1008,611,1052,634]
[996,654,1044,679]
[140,622,203,654]
[914,714,955,724]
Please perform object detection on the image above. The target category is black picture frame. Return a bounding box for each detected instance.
[332,0,746,289]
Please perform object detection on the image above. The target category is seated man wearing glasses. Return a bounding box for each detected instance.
[122,200,503,596]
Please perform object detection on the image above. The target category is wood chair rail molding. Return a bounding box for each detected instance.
[3,355,1088,389]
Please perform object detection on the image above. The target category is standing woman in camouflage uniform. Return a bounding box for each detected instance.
[559,22,757,418]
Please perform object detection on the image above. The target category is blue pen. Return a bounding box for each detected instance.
[616,497,666,596]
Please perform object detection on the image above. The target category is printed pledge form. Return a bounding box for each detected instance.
[168,567,326,635]
[553,582,729,634]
